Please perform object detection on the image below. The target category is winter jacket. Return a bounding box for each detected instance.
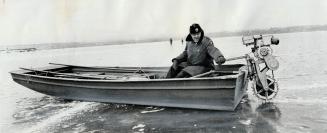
[173,35,224,76]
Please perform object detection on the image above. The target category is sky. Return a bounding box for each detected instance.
[0,0,327,45]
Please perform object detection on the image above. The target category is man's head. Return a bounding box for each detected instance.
[189,23,203,43]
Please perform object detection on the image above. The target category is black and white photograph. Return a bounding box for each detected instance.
[0,0,327,132]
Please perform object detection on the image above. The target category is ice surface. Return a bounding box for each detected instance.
[1,31,327,132]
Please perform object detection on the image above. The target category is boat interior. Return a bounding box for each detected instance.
[21,63,246,80]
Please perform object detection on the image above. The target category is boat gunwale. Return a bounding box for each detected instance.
[12,76,237,90]
[10,70,243,83]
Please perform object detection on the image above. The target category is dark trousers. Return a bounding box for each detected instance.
[166,62,190,78]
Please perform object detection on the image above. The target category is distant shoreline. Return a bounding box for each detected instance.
[1,24,327,51]
[207,24,327,37]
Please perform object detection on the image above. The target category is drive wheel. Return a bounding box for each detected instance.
[253,76,278,101]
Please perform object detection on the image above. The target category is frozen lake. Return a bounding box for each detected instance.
[1,31,327,132]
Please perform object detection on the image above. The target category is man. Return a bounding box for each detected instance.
[166,23,226,78]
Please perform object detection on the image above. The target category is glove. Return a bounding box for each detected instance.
[216,56,226,64]
[172,60,179,70]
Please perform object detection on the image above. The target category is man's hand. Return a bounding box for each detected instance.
[172,60,179,70]
[216,56,226,64]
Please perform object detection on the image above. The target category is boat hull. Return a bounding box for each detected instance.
[11,64,248,111]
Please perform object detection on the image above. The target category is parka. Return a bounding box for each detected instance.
[172,34,224,76]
